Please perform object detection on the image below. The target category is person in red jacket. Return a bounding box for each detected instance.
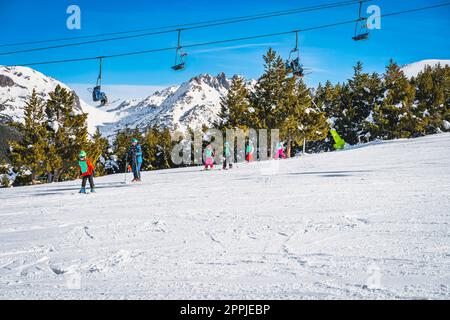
[78,150,95,194]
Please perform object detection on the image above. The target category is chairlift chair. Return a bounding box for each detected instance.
[172,30,187,71]
[172,51,187,71]
[285,31,306,78]
[352,1,370,41]
[91,57,108,106]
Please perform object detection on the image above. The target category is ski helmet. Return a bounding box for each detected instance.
[79,150,87,158]
[131,138,138,143]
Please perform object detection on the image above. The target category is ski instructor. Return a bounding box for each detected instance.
[128,138,143,182]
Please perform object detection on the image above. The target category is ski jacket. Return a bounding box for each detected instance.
[205,148,213,158]
[128,144,143,163]
[276,142,283,151]
[224,143,232,157]
[78,158,95,177]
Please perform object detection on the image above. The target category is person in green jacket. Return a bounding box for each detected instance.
[204,145,214,170]
[330,129,346,150]
[223,141,233,170]
[246,141,254,162]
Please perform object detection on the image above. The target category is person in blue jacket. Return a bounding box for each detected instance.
[128,138,143,182]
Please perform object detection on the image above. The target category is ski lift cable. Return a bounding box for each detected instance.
[9,2,450,67]
[295,31,299,51]
[0,0,371,49]
[0,0,373,56]
[96,57,103,87]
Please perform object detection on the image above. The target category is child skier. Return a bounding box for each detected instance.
[78,150,95,194]
[204,145,214,170]
[223,141,233,170]
[275,141,286,159]
[246,141,254,162]
[128,138,143,182]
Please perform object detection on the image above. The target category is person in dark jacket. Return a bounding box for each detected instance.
[128,138,143,182]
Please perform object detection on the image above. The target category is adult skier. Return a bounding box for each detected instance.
[223,141,233,170]
[128,138,143,182]
[78,150,95,194]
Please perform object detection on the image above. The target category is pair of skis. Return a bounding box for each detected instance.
[122,157,140,184]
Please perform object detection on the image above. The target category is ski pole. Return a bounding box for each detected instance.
[123,158,128,184]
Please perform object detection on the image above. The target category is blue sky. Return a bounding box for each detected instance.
[1,0,449,100]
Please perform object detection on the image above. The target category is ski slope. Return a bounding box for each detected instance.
[0,134,449,299]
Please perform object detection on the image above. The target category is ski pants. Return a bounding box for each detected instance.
[81,175,95,189]
[275,149,286,159]
[223,156,233,169]
[132,161,142,179]
[204,157,214,169]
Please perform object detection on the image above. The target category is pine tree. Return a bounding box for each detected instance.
[45,85,89,181]
[9,90,48,184]
[251,48,286,129]
[316,80,339,116]
[413,64,450,133]
[371,60,420,139]
[85,128,109,176]
[442,65,450,130]
[112,127,142,171]
[143,127,172,170]
[334,62,376,144]
[362,72,384,141]
[216,75,250,130]
[279,79,328,157]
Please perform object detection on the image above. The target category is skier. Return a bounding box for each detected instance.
[246,141,254,162]
[330,129,346,150]
[223,141,233,170]
[78,150,95,194]
[204,145,214,170]
[275,141,286,160]
[128,138,143,182]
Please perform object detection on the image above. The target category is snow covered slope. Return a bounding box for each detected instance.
[98,73,254,137]
[0,66,115,133]
[401,59,450,78]
[0,133,449,299]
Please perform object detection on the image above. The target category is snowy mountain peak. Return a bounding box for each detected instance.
[401,59,450,78]
[98,73,236,136]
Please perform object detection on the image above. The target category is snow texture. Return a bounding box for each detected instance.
[0,133,449,299]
